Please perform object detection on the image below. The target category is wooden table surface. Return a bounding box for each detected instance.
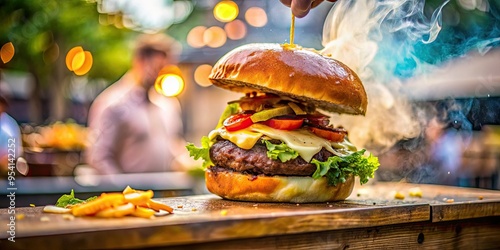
[2,182,500,249]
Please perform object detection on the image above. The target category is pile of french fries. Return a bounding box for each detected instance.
[43,186,173,219]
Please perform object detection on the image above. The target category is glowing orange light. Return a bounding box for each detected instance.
[194,64,213,87]
[72,51,86,72]
[66,46,84,71]
[245,7,268,27]
[74,51,93,76]
[155,65,185,97]
[203,26,227,48]
[66,46,93,75]
[1,42,15,64]
[224,20,247,40]
[214,1,239,23]
[187,26,207,48]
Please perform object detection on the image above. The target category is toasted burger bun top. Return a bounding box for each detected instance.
[209,43,367,115]
[206,169,355,203]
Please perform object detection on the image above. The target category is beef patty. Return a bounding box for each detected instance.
[209,139,335,176]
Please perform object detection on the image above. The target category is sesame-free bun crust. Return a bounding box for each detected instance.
[205,169,354,203]
[209,43,367,115]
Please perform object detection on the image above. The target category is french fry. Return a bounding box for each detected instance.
[124,190,154,205]
[143,199,174,213]
[131,206,156,218]
[122,186,138,194]
[46,187,175,219]
[72,193,125,216]
[95,203,135,218]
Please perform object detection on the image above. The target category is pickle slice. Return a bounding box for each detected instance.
[288,102,306,115]
[250,106,293,122]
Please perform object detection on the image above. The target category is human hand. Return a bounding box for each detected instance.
[279,0,338,18]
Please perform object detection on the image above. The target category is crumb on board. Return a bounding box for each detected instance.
[16,214,25,220]
[408,187,423,198]
[394,191,405,200]
[40,216,50,222]
[356,188,369,197]
[220,209,228,216]
[446,199,455,203]
[479,196,483,200]
[177,205,183,209]
[62,214,75,221]
[191,208,197,212]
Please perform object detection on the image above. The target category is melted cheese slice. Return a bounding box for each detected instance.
[208,127,262,150]
[209,124,357,162]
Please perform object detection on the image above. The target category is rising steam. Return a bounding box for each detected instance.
[321,0,450,153]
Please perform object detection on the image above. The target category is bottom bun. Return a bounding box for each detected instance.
[205,169,354,203]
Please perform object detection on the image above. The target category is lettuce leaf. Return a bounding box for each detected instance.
[55,189,97,208]
[186,136,214,169]
[311,149,380,186]
[260,141,379,186]
[263,140,299,162]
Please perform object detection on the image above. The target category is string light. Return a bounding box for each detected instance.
[213,1,239,23]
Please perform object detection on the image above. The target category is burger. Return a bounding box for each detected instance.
[187,43,379,203]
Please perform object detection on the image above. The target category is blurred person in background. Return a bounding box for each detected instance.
[86,33,186,175]
[0,94,22,174]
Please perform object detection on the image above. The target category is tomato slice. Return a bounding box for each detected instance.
[223,113,254,132]
[309,127,346,142]
[262,118,304,130]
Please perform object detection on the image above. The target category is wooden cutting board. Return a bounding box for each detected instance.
[1,182,499,249]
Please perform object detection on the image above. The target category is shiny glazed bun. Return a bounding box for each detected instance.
[205,169,355,203]
[209,43,367,115]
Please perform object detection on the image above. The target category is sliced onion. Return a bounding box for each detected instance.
[43,205,72,214]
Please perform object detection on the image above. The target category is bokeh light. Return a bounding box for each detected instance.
[187,26,207,48]
[66,46,83,71]
[156,74,184,97]
[203,26,227,48]
[1,42,15,64]
[224,20,247,40]
[213,1,239,23]
[72,51,86,72]
[155,65,185,97]
[245,7,268,27]
[43,43,60,64]
[66,46,93,75]
[74,51,93,76]
[194,64,213,87]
